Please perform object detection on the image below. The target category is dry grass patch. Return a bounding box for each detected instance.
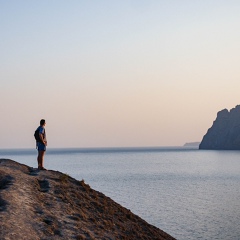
[59,173,69,183]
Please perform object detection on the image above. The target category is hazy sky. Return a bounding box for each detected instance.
[1,1,240,148]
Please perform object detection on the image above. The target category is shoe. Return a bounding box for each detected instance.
[38,167,47,171]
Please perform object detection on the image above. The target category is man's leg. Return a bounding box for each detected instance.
[37,150,45,168]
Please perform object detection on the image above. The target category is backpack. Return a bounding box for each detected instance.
[34,128,41,142]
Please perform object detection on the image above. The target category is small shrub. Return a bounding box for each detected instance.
[79,179,91,193]
[59,173,69,183]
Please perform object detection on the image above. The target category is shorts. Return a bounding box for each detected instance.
[37,142,46,151]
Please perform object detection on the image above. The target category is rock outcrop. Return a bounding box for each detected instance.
[199,105,240,150]
[0,159,175,240]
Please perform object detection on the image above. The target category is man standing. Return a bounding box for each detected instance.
[36,119,47,170]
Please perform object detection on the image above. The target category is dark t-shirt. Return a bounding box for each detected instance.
[37,126,46,151]
[37,126,46,143]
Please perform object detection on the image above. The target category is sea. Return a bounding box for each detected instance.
[1,147,240,240]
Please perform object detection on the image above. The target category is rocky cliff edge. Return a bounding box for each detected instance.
[199,105,240,150]
[0,159,175,240]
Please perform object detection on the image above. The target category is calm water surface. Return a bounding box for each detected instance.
[1,147,240,240]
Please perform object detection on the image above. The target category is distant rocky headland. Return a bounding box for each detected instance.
[199,105,240,150]
[183,142,200,147]
[0,159,175,240]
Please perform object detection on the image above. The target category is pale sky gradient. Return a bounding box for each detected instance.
[1,1,240,148]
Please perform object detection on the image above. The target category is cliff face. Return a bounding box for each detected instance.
[199,105,240,150]
[0,159,175,240]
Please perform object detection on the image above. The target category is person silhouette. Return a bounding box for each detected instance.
[36,119,47,170]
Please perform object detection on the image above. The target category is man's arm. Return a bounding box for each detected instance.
[39,132,46,145]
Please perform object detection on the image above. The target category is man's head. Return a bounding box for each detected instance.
[40,119,46,126]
